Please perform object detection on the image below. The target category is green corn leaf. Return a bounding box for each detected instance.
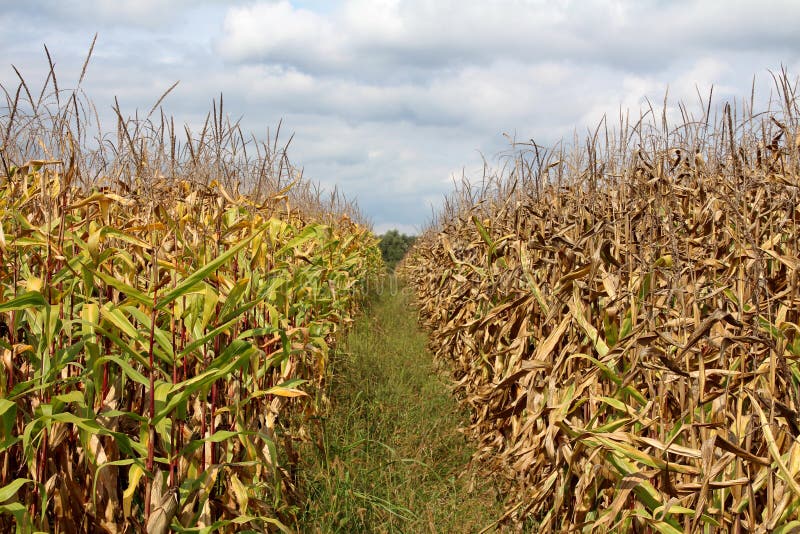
[472,215,494,248]
[53,390,86,408]
[0,291,46,312]
[0,501,28,526]
[775,521,800,534]
[99,304,141,340]
[276,224,319,257]
[0,399,16,436]
[179,315,240,358]
[47,413,146,456]
[96,355,150,387]
[92,268,152,307]
[156,226,263,310]
[179,430,242,457]
[646,519,685,534]
[219,277,251,323]
[152,340,256,425]
[0,478,33,502]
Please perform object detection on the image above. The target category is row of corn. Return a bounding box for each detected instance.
[401,78,800,532]
[0,74,382,531]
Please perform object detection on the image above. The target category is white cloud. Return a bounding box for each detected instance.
[3,0,238,29]
[218,1,799,78]
[3,0,800,232]
[218,2,345,71]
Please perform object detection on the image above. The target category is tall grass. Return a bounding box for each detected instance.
[298,285,502,533]
[402,70,800,532]
[0,48,381,532]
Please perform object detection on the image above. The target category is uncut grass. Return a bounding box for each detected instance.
[299,285,503,533]
[401,70,800,532]
[0,49,381,532]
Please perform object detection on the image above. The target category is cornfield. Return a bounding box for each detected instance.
[0,54,381,532]
[402,72,800,532]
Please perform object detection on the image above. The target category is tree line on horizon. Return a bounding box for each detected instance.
[378,229,417,269]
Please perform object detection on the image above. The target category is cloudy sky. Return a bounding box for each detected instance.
[2,1,799,233]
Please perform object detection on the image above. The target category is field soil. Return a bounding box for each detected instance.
[298,283,504,533]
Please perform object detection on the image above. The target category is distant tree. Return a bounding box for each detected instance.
[378,230,417,269]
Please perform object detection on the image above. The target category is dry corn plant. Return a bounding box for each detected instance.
[401,70,800,533]
[0,47,382,532]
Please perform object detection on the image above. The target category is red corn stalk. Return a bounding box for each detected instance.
[170,303,177,488]
[145,251,159,520]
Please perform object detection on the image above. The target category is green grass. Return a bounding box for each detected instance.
[297,283,503,533]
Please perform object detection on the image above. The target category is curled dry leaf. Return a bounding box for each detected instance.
[401,75,800,530]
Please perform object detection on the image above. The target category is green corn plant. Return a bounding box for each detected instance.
[0,61,382,532]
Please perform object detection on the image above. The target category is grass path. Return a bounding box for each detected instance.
[298,284,502,533]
